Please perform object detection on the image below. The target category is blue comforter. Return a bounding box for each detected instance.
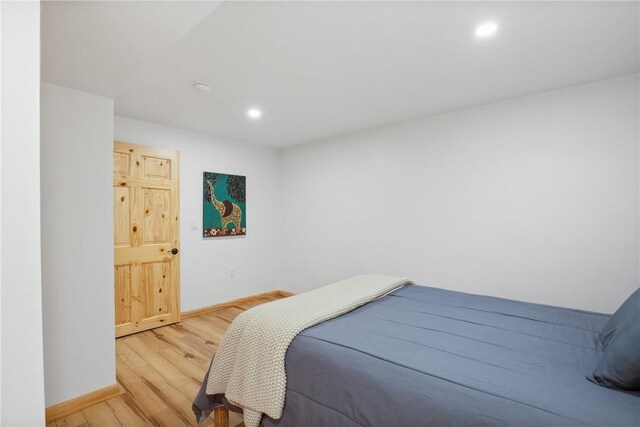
[263,285,640,426]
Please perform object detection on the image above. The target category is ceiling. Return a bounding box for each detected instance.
[42,1,639,147]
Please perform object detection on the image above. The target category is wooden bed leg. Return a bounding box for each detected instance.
[213,406,229,427]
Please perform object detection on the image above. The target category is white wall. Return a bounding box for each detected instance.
[0,1,46,424]
[280,74,640,314]
[115,117,281,311]
[1,3,4,419]
[40,83,115,406]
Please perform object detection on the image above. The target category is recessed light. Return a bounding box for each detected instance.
[475,21,498,38]
[193,81,211,92]
[247,108,262,119]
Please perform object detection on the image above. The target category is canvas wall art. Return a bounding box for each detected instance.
[203,172,246,237]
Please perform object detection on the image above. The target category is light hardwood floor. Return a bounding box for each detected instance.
[48,296,282,427]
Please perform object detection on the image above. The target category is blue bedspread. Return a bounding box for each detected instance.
[263,285,640,426]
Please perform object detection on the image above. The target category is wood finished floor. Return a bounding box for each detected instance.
[48,297,282,427]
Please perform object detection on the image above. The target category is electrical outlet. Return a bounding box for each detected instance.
[228,268,236,279]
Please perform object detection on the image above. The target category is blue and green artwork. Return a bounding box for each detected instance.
[203,172,246,237]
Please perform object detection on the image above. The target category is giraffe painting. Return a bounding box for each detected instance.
[203,172,246,237]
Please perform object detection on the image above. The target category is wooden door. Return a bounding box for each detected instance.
[113,141,180,337]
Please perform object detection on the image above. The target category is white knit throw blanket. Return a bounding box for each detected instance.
[205,274,412,427]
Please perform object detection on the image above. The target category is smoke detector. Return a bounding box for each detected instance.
[193,81,211,92]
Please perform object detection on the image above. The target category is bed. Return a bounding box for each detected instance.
[194,283,640,426]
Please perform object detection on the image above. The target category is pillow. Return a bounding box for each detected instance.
[599,287,640,348]
[589,309,640,390]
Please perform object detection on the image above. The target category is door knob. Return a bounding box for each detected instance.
[170,248,179,255]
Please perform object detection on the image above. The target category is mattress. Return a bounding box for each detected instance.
[263,285,640,426]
